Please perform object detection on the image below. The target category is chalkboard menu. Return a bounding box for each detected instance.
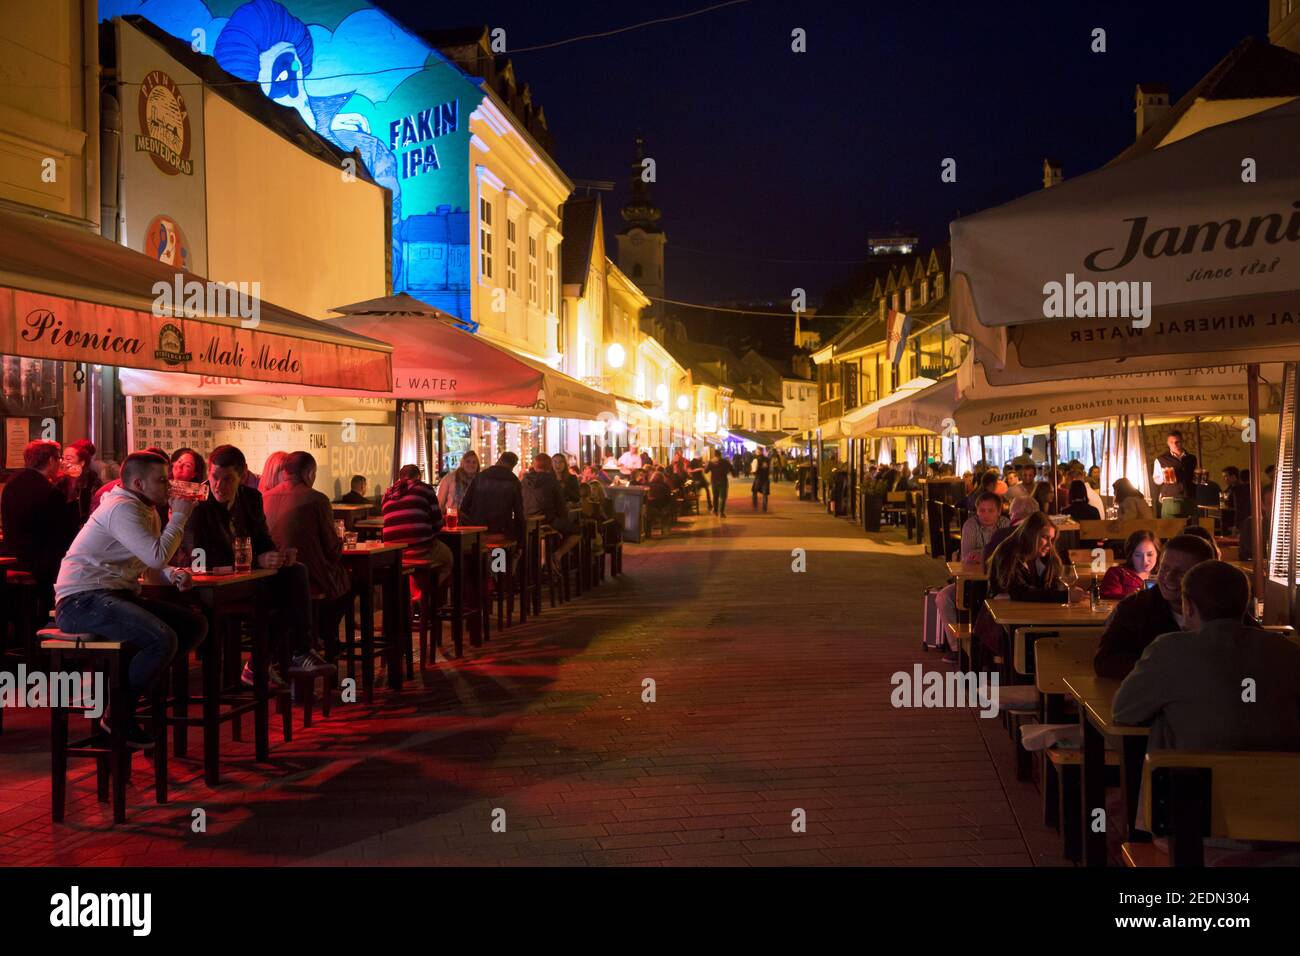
[131,396,214,452]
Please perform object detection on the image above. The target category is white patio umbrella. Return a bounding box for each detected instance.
[950,99,1300,385]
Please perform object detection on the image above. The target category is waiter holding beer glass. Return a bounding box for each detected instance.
[1152,429,1198,518]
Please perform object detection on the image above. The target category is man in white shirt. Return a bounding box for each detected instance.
[53,452,208,747]
[617,444,643,476]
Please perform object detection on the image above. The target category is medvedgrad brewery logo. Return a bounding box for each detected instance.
[154,323,192,365]
[136,70,193,176]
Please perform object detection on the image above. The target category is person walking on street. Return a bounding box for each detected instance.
[751,449,771,512]
[707,449,733,517]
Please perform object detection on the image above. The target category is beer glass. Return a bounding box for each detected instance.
[234,537,253,573]
[170,480,210,502]
[446,507,459,530]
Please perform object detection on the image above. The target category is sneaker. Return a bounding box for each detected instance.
[241,661,289,689]
[291,651,334,675]
[941,652,960,665]
[99,716,154,750]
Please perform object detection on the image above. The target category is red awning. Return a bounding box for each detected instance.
[0,205,392,391]
[119,296,617,420]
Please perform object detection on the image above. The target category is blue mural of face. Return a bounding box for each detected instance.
[269,49,301,100]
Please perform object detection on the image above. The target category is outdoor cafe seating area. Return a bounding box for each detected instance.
[0,466,632,826]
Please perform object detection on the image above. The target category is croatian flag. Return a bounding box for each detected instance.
[887,309,914,366]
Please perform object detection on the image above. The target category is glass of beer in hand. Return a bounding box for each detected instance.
[169,479,210,502]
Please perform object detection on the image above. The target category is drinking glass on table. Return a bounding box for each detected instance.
[445,506,459,531]
[343,531,358,549]
[1061,563,1079,604]
[334,519,346,539]
[234,536,253,573]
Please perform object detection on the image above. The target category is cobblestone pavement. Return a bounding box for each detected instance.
[0,481,1071,866]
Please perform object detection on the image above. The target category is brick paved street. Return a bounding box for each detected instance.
[0,481,1070,866]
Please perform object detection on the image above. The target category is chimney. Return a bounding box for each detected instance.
[1135,83,1170,138]
[1042,158,1063,189]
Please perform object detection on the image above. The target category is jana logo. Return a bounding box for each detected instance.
[136,70,193,175]
[155,323,193,365]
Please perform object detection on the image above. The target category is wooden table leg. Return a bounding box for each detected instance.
[385,559,403,691]
[1081,715,1107,867]
[450,542,464,658]
[251,613,270,763]
[358,567,376,704]
[1120,735,1151,844]
[202,611,222,786]
[469,536,483,648]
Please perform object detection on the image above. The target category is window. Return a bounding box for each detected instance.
[545,247,555,314]
[633,263,642,278]
[528,235,538,304]
[750,412,756,430]
[935,274,946,299]
[904,287,913,311]
[506,220,517,293]
[479,197,494,279]
[786,384,792,400]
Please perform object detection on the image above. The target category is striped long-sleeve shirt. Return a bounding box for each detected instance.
[381,478,443,549]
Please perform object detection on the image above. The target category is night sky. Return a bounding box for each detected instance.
[377,0,1269,310]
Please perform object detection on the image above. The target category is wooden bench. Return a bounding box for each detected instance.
[1034,634,1117,862]
[1123,750,1300,867]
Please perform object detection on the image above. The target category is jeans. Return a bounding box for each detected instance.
[55,589,208,705]
[712,482,728,515]
[752,490,768,511]
[271,562,314,655]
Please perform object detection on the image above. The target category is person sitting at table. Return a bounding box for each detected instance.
[170,447,206,487]
[258,451,288,495]
[617,444,643,476]
[1099,530,1159,600]
[56,438,103,528]
[1179,522,1220,559]
[53,451,207,747]
[91,446,169,519]
[339,475,369,505]
[436,451,479,514]
[961,470,998,515]
[973,512,1086,660]
[381,464,454,593]
[1063,479,1101,521]
[1112,477,1154,520]
[646,469,676,528]
[185,444,324,685]
[521,452,581,574]
[935,492,1010,662]
[2,439,78,605]
[460,451,527,549]
[983,495,1039,563]
[1093,534,1216,680]
[552,451,581,505]
[1113,560,1300,753]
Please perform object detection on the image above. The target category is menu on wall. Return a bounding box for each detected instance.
[5,417,29,469]
[131,395,214,453]
[209,416,394,501]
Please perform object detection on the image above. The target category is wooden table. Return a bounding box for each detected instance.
[984,598,1117,628]
[340,542,407,700]
[148,569,278,786]
[436,526,486,658]
[331,503,371,530]
[947,561,1115,584]
[354,516,384,541]
[1062,675,1150,867]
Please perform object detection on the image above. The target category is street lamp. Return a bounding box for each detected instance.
[676,394,689,411]
[606,343,625,369]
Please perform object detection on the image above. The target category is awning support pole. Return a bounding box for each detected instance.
[1048,424,1059,514]
[1248,363,1265,610]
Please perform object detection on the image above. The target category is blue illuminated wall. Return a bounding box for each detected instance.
[102,0,477,321]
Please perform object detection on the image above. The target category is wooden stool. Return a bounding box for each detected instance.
[41,628,166,824]
[404,558,440,666]
[482,536,517,631]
